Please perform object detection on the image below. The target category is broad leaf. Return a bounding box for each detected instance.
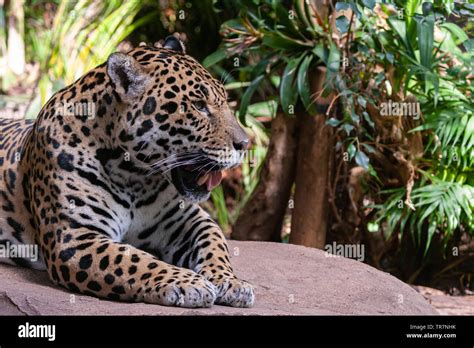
[297,54,317,114]
[280,56,303,116]
[203,49,227,68]
[326,117,341,127]
[239,75,264,126]
[361,0,375,9]
[336,15,349,34]
[355,150,370,169]
[440,22,469,44]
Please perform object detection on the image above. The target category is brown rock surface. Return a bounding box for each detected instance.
[0,241,437,315]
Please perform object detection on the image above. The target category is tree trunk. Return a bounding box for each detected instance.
[290,67,335,249]
[232,113,298,241]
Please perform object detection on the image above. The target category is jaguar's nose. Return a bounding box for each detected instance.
[227,109,249,152]
[233,139,249,151]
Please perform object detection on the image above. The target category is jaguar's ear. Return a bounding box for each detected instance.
[106,52,150,100]
[163,35,186,54]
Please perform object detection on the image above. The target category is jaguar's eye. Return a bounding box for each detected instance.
[193,100,209,115]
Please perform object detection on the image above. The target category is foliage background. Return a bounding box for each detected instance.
[0,0,473,292]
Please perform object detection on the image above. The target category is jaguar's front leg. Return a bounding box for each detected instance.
[168,207,255,307]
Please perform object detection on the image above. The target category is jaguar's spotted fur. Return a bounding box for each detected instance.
[0,36,254,308]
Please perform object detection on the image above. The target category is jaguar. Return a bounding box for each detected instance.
[0,36,255,308]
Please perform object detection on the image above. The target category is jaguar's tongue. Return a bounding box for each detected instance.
[196,171,223,191]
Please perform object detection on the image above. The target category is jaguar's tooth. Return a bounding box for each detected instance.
[197,173,209,186]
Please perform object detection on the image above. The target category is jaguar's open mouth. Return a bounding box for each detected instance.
[170,159,224,200]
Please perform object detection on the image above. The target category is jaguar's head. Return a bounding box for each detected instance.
[106,36,248,202]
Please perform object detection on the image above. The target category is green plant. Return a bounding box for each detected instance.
[24,0,153,116]
[206,0,335,123]
[207,0,474,275]
[341,0,474,256]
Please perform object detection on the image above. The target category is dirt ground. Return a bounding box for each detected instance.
[413,286,474,315]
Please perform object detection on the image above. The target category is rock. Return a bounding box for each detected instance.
[0,241,437,315]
